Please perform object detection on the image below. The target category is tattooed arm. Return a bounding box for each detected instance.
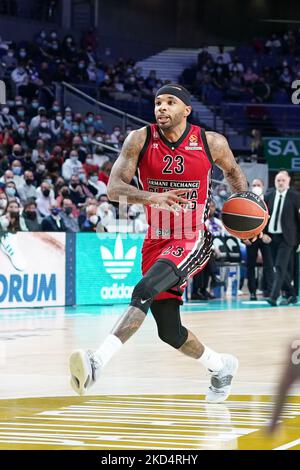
[206,131,248,193]
[107,127,151,205]
[107,127,189,210]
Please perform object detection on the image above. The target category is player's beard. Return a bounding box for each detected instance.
[156,112,183,131]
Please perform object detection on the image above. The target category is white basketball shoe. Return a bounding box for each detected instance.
[205,354,238,403]
[0,233,27,271]
[69,349,102,395]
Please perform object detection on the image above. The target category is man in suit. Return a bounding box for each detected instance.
[41,202,67,232]
[265,171,300,306]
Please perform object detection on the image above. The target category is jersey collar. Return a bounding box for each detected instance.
[157,122,191,150]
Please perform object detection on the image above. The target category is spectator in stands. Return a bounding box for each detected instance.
[98,160,113,185]
[0,198,27,232]
[81,203,105,232]
[0,106,18,130]
[36,181,55,217]
[214,184,229,213]
[23,200,41,231]
[0,189,8,215]
[62,150,83,181]
[61,198,79,233]
[68,174,88,206]
[41,201,67,232]
[11,63,29,95]
[17,170,37,203]
[11,159,24,189]
[87,170,107,197]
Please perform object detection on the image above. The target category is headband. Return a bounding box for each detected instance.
[155,84,191,106]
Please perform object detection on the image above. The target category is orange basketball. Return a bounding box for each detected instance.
[221,191,269,239]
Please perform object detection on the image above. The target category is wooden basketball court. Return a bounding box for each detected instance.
[0,299,299,450]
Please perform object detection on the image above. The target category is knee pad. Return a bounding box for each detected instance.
[150,299,188,349]
[130,260,181,314]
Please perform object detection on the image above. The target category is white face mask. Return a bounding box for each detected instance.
[89,215,98,225]
[0,200,7,209]
[219,190,227,197]
[252,186,263,197]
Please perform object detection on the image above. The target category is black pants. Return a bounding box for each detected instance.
[246,239,274,295]
[270,234,295,300]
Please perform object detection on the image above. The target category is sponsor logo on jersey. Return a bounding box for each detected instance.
[152,143,159,149]
[185,134,202,150]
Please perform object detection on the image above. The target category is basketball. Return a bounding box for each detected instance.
[221,191,269,239]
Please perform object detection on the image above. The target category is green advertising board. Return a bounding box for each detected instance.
[263,137,300,171]
[76,233,144,305]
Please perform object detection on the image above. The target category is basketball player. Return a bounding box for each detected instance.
[69,84,254,403]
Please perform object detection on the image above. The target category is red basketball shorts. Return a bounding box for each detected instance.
[141,230,213,301]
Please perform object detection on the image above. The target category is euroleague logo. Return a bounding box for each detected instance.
[185,134,202,151]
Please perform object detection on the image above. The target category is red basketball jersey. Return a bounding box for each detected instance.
[136,123,213,239]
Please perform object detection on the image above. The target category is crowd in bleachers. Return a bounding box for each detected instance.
[181,29,300,105]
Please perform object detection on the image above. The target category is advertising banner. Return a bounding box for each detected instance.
[76,233,143,305]
[263,137,300,170]
[0,232,66,308]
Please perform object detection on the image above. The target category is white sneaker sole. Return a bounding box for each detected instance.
[69,349,93,396]
[205,355,239,404]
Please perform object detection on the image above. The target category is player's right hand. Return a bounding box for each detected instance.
[148,189,189,216]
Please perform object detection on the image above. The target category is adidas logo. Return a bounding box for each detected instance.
[100,234,137,280]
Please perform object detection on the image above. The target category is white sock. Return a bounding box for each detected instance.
[198,345,223,372]
[94,334,123,368]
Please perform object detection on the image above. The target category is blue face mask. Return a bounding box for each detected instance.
[73,125,79,132]
[51,208,61,216]
[31,102,39,109]
[6,187,16,197]
[12,167,22,175]
[86,117,94,124]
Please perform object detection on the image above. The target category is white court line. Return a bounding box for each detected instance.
[274,438,300,450]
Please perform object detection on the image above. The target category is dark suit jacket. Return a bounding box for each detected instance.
[265,188,300,246]
[41,215,67,232]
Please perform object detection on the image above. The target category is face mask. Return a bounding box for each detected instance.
[44,179,52,185]
[25,178,34,185]
[70,156,78,162]
[52,106,60,112]
[42,189,50,197]
[82,136,89,143]
[87,117,94,124]
[40,122,48,129]
[6,188,16,197]
[17,111,25,118]
[41,32,46,38]
[129,214,136,220]
[86,158,93,165]
[51,208,61,216]
[8,52,14,57]
[79,174,86,182]
[56,115,62,122]
[20,52,27,58]
[51,32,57,39]
[73,125,79,132]
[37,164,46,172]
[219,190,227,197]
[13,150,23,157]
[65,116,72,122]
[71,182,78,189]
[114,130,120,136]
[12,167,22,175]
[61,190,69,197]
[25,211,36,220]
[79,63,85,69]
[18,128,25,135]
[90,175,98,183]
[0,200,7,209]
[252,186,263,196]
[32,102,39,109]
[9,210,19,218]
[89,215,98,225]
[64,207,72,215]
[2,108,9,115]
